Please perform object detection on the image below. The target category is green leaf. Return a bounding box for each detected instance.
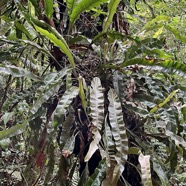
[139,153,153,186]
[153,27,164,39]
[84,159,106,186]
[21,39,58,63]
[70,0,108,27]
[44,0,54,18]
[143,15,170,31]
[67,0,78,14]
[29,0,41,15]
[2,112,14,126]
[0,121,27,140]
[0,65,41,81]
[53,86,79,127]
[30,68,70,115]
[78,76,87,112]
[165,130,186,149]
[150,89,179,113]
[114,58,186,76]
[62,134,76,155]
[104,120,116,161]
[14,20,33,40]
[59,108,75,146]
[32,19,75,68]
[108,89,128,174]
[92,31,134,44]
[165,25,186,43]
[165,141,176,164]
[128,147,140,155]
[152,160,169,186]
[103,0,120,32]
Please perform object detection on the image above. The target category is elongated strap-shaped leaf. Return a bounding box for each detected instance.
[113,71,125,103]
[85,129,101,162]
[0,65,41,81]
[67,0,78,14]
[31,82,61,115]
[84,158,106,186]
[44,0,54,18]
[107,58,186,76]
[103,0,120,32]
[14,20,33,39]
[33,24,75,68]
[142,15,170,31]
[92,31,135,44]
[108,89,128,174]
[165,25,186,43]
[29,0,41,15]
[0,36,55,62]
[70,0,108,26]
[30,68,70,115]
[85,77,104,162]
[166,130,186,148]
[60,108,75,145]
[2,112,14,126]
[102,160,117,186]
[0,121,27,140]
[78,76,87,112]
[152,159,169,186]
[139,153,153,186]
[44,143,55,184]
[21,39,58,63]
[105,121,116,162]
[122,58,185,70]
[53,86,79,127]
[17,4,75,67]
[150,89,179,113]
[90,77,104,130]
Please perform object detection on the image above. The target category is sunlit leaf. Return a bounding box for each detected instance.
[103,0,120,32]
[78,76,87,112]
[109,58,186,76]
[153,27,164,39]
[44,0,54,18]
[29,0,41,15]
[165,25,186,43]
[143,15,170,31]
[70,0,108,26]
[14,20,33,39]
[33,24,75,68]
[67,0,78,14]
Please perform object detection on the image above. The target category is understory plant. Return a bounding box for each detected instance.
[0,0,186,185]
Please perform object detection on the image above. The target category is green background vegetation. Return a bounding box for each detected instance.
[0,0,186,185]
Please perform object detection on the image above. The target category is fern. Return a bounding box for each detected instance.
[85,77,104,162]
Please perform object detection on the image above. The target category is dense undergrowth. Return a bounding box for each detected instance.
[0,0,186,185]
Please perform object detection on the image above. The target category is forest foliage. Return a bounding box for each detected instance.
[0,0,186,185]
